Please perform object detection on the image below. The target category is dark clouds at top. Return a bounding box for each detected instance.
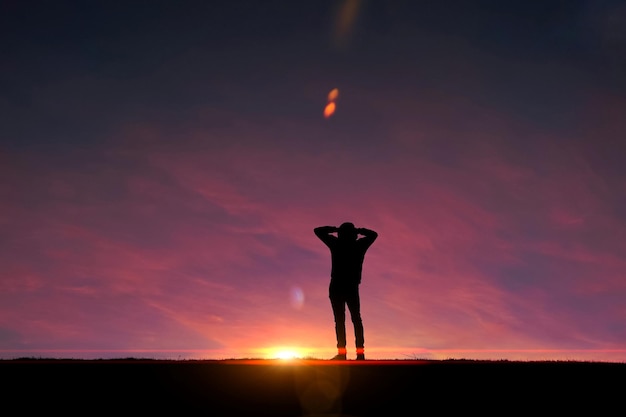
[2,0,624,151]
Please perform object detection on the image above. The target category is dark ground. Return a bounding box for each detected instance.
[2,359,624,416]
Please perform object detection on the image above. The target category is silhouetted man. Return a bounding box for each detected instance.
[314,222,378,360]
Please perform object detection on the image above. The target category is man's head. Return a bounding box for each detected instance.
[338,222,357,241]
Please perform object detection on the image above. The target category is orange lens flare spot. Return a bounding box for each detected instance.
[328,88,339,102]
[324,101,336,118]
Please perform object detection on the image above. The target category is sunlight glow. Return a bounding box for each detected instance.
[274,350,300,360]
[259,346,314,360]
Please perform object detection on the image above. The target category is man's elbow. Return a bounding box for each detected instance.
[365,229,378,238]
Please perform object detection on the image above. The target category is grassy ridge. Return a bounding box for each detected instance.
[3,359,624,415]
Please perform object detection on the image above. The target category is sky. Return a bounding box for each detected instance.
[1,0,626,361]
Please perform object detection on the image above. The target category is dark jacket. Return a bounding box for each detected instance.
[314,226,378,290]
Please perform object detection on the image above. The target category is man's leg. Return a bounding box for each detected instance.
[346,288,364,359]
[330,295,347,358]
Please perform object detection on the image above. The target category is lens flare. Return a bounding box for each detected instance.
[290,286,305,309]
[328,88,339,102]
[332,0,363,49]
[324,102,336,118]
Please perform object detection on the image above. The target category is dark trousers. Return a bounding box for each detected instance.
[329,286,364,349]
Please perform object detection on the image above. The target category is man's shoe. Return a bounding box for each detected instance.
[331,354,347,360]
[356,354,365,361]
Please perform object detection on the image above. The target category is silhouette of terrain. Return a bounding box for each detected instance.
[2,358,623,415]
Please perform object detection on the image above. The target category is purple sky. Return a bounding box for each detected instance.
[1,1,626,361]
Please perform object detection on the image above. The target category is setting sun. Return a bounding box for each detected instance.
[260,347,313,360]
[274,350,300,360]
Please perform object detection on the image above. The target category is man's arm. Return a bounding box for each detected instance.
[357,227,378,248]
[314,226,338,247]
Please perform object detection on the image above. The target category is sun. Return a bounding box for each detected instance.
[274,350,300,360]
[262,346,310,360]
